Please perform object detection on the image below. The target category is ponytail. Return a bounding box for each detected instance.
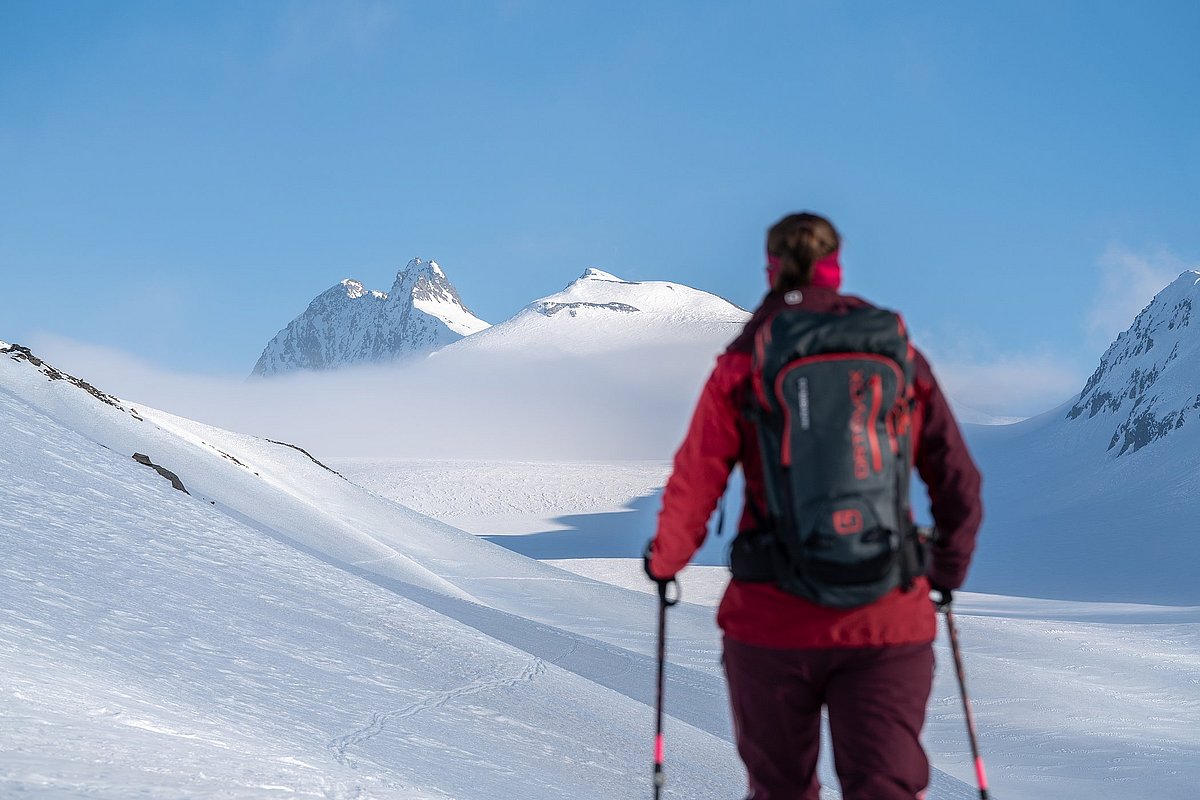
[766,212,840,292]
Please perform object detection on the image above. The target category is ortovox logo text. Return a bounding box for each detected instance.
[798,377,811,430]
[833,509,864,535]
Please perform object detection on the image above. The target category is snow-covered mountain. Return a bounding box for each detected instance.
[441,268,749,358]
[963,270,1200,604]
[1065,271,1200,454]
[252,258,489,376]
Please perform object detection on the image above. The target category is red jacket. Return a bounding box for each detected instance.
[649,286,983,648]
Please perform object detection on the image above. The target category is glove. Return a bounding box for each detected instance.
[930,582,953,611]
[643,541,679,605]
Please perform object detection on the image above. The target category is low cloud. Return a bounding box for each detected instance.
[31,242,1194,450]
[912,318,1088,421]
[26,333,720,463]
[918,245,1196,422]
[925,351,1085,422]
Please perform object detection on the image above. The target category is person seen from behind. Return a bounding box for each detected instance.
[645,211,983,799]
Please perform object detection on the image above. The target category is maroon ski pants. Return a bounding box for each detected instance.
[723,637,934,800]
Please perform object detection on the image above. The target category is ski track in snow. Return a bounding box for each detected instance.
[329,657,548,769]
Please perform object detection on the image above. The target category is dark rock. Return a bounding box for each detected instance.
[132,453,189,494]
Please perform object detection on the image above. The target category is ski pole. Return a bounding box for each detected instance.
[653,578,679,800]
[944,604,989,800]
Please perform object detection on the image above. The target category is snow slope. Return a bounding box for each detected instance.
[2,343,745,798]
[964,271,1200,604]
[253,259,489,376]
[3,341,1013,799]
[338,457,1200,800]
[9,332,1199,798]
[334,458,673,535]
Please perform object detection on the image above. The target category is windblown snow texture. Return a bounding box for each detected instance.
[252,258,489,376]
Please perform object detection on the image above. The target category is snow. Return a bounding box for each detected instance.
[7,256,1200,800]
[579,267,622,281]
[1,345,747,799]
[333,457,672,535]
[439,269,749,358]
[338,457,1200,800]
[341,279,370,300]
[949,400,1025,426]
[252,258,489,376]
[395,259,489,338]
[961,270,1200,604]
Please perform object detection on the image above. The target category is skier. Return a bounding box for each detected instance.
[645,212,982,800]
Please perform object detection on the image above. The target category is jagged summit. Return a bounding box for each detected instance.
[339,279,386,301]
[390,258,485,337]
[1066,270,1200,455]
[252,258,489,376]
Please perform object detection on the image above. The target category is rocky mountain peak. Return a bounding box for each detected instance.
[252,258,488,376]
[339,279,386,301]
[1066,270,1200,455]
[390,258,476,315]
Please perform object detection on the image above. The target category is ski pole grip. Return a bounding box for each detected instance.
[658,578,680,606]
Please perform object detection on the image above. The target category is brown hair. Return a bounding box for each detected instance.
[766,212,840,291]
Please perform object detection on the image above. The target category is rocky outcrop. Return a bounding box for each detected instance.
[1066,272,1200,455]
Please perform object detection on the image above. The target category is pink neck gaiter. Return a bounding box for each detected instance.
[766,250,843,291]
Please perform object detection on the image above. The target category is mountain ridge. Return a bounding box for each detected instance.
[962,269,1200,603]
[253,263,750,372]
[251,258,489,377]
[1065,270,1200,455]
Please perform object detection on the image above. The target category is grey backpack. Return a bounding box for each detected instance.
[730,305,928,608]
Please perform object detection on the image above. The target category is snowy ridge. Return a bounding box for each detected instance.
[3,342,143,419]
[2,343,468,600]
[1066,270,1200,454]
[442,268,749,357]
[252,258,489,376]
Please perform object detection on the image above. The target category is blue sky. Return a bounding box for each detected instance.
[2,1,1197,415]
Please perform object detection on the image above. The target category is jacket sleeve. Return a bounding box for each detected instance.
[912,350,983,590]
[648,352,748,579]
